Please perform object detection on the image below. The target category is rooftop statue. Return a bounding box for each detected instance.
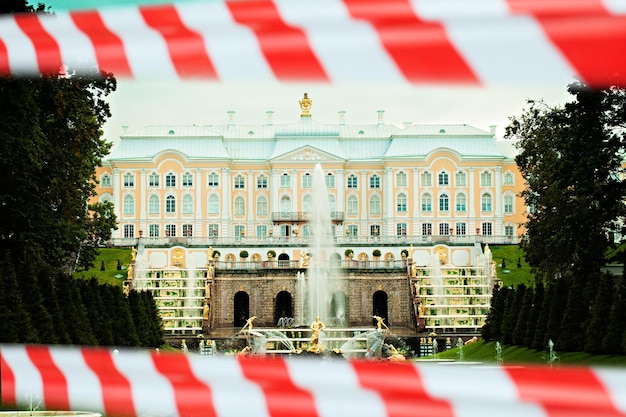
[299,92,312,117]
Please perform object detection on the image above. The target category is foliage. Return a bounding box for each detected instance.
[507,81,626,281]
[372,249,381,257]
[239,250,249,259]
[212,250,220,259]
[344,249,354,258]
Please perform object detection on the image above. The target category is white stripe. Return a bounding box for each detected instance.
[48,347,105,414]
[0,346,44,409]
[274,0,404,83]
[602,0,626,14]
[593,368,626,413]
[286,358,387,417]
[188,355,270,417]
[412,0,511,18]
[0,15,39,73]
[98,7,177,78]
[36,12,99,73]
[418,364,546,417]
[175,2,275,81]
[111,349,179,417]
[411,0,578,85]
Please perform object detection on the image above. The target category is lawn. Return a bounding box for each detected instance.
[489,244,534,287]
[72,247,133,287]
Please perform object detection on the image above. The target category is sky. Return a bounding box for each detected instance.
[103,80,575,147]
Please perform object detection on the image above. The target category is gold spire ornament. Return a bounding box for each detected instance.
[299,92,312,117]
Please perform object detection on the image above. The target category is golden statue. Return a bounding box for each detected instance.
[203,301,210,320]
[418,303,426,317]
[373,315,388,330]
[385,344,406,362]
[208,246,214,260]
[437,247,448,265]
[301,252,309,267]
[241,316,256,332]
[131,247,137,261]
[299,93,312,117]
[205,280,211,298]
[127,263,134,280]
[308,316,326,353]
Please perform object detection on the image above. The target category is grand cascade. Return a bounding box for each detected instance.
[94,94,524,345]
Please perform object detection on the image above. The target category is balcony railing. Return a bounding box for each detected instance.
[271,211,344,223]
[214,260,409,270]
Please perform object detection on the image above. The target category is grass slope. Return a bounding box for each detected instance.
[489,245,534,287]
[72,248,132,286]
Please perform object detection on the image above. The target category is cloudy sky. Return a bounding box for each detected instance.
[103,80,574,146]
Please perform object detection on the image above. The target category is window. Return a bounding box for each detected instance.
[396,171,407,186]
[439,193,449,211]
[257,225,267,237]
[347,225,358,236]
[101,174,111,187]
[456,222,467,236]
[234,225,245,238]
[326,173,335,188]
[182,224,193,237]
[504,195,514,214]
[165,224,176,237]
[182,172,193,187]
[421,193,432,212]
[397,193,407,212]
[280,195,291,212]
[480,171,492,186]
[347,174,358,189]
[149,195,159,214]
[504,172,514,185]
[149,224,159,237]
[370,224,381,236]
[257,196,268,216]
[281,173,291,188]
[347,195,358,215]
[482,222,493,236]
[397,223,407,236]
[234,196,245,215]
[370,174,380,188]
[302,225,312,236]
[505,225,515,237]
[256,175,267,189]
[123,195,134,214]
[303,195,312,212]
[422,223,433,235]
[439,223,450,235]
[182,194,193,214]
[328,195,336,213]
[234,175,245,189]
[455,171,466,186]
[123,224,134,238]
[149,172,159,187]
[208,194,219,214]
[208,172,219,187]
[455,193,466,211]
[481,193,492,211]
[208,224,219,237]
[438,171,449,186]
[302,173,312,188]
[421,171,432,186]
[166,172,176,187]
[166,195,176,213]
[123,172,134,187]
[370,195,381,215]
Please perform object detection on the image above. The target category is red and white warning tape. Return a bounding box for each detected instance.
[0,0,625,86]
[3,344,626,417]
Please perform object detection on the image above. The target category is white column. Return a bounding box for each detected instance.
[112,169,121,237]
[248,170,254,235]
[195,169,203,236]
[494,166,503,236]
[360,170,368,235]
[222,168,231,236]
[468,168,476,234]
[139,170,147,235]
[412,168,420,236]
[336,169,345,213]
[291,169,298,213]
[270,170,280,213]
[383,167,393,236]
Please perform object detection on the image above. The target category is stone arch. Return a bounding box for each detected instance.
[330,291,348,326]
[274,291,293,325]
[372,290,388,327]
[251,253,262,262]
[233,291,249,327]
[278,252,290,267]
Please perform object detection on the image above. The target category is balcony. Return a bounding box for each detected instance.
[271,211,344,224]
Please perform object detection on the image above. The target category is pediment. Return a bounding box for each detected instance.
[271,145,344,163]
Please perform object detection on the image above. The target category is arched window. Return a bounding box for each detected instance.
[347,195,358,215]
[208,194,219,214]
[149,194,159,214]
[234,196,245,215]
[456,193,467,211]
[182,194,193,214]
[101,173,111,187]
[439,193,449,211]
[280,195,291,212]
[481,193,492,211]
[257,196,268,216]
[123,195,134,214]
[370,194,381,215]
[165,195,176,213]
[421,193,432,211]
[396,193,407,212]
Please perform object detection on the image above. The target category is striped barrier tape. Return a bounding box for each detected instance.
[3,344,626,417]
[0,0,625,86]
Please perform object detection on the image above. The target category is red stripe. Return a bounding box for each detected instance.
[25,346,69,411]
[151,352,218,417]
[507,0,626,87]
[227,0,328,82]
[352,361,454,417]
[81,348,136,417]
[139,5,217,79]
[343,0,478,84]
[0,39,9,75]
[507,0,610,17]
[238,356,319,417]
[70,10,132,76]
[506,366,623,417]
[0,352,16,406]
[13,14,62,75]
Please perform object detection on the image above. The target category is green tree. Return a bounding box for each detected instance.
[523,281,544,348]
[558,278,589,352]
[501,284,526,345]
[604,275,626,354]
[545,278,569,348]
[481,284,506,341]
[513,285,534,346]
[507,81,626,281]
[585,272,615,354]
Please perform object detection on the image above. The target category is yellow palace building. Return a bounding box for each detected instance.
[93,94,525,340]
